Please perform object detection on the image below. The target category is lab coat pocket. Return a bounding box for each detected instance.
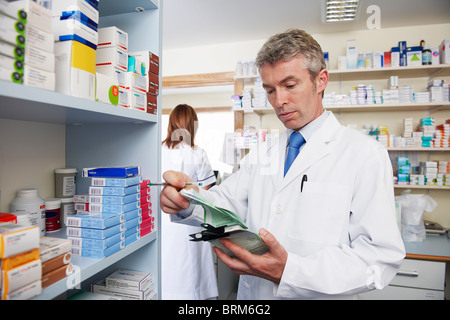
[287,182,351,246]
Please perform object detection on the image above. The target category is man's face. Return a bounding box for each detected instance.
[260,56,327,131]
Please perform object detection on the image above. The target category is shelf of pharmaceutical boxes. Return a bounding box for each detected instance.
[394,184,450,191]
[326,101,450,113]
[32,228,157,300]
[327,63,450,81]
[0,81,158,126]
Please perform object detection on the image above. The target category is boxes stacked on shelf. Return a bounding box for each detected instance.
[252,77,271,108]
[428,79,449,102]
[66,166,146,259]
[52,0,99,100]
[39,237,72,288]
[419,117,435,147]
[1,224,41,300]
[420,161,438,186]
[139,180,155,236]
[128,50,160,115]
[91,268,156,300]
[435,123,450,148]
[96,26,128,107]
[395,156,410,185]
[0,0,55,90]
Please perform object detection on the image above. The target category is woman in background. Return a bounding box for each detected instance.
[160,104,218,300]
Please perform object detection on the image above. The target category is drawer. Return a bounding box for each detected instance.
[390,259,446,291]
[358,285,444,300]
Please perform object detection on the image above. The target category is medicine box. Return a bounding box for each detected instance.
[126,72,148,93]
[90,194,140,206]
[398,41,407,66]
[95,72,119,105]
[391,47,400,67]
[406,47,422,66]
[0,41,24,61]
[346,39,357,69]
[0,12,26,35]
[39,237,72,262]
[125,231,140,246]
[106,269,152,291]
[52,15,98,50]
[92,277,155,300]
[66,223,125,239]
[129,51,159,75]
[41,252,71,274]
[373,51,383,68]
[91,175,142,188]
[0,0,27,22]
[128,56,146,76]
[26,25,54,54]
[3,0,52,33]
[83,166,141,178]
[66,212,125,229]
[72,240,124,258]
[1,248,39,272]
[52,0,99,24]
[89,201,140,214]
[1,258,42,296]
[146,92,157,115]
[23,64,55,90]
[0,20,25,48]
[0,54,23,73]
[125,216,142,231]
[54,40,95,100]
[68,232,123,250]
[42,263,73,288]
[441,39,450,64]
[3,279,41,300]
[123,208,141,222]
[98,26,128,52]
[130,91,147,112]
[118,88,130,108]
[89,185,141,196]
[0,225,39,259]
[96,47,128,71]
[0,66,22,83]
[95,65,127,89]
[25,45,55,72]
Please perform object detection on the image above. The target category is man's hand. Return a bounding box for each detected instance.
[160,170,198,214]
[213,228,288,284]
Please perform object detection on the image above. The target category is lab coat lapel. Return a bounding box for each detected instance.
[278,113,341,191]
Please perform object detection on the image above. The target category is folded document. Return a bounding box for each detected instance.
[180,189,269,257]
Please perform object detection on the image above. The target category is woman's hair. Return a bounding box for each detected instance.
[162,104,198,149]
[255,29,325,84]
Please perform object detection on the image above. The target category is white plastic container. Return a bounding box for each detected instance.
[54,168,77,198]
[10,188,46,236]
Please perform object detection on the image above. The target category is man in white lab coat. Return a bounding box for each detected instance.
[160,29,405,299]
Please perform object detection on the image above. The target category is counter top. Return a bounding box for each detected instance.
[404,233,450,262]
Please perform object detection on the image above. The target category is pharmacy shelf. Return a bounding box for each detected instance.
[394,184,450,190]
[388,147,450,152]
[328,63,450,81]
[33,229,157,300]
[326,101,450,112]
[0,81,157,125]
[249,101,450,115]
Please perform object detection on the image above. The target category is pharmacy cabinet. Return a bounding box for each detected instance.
[358,259,446,300]
[0,1,162,299]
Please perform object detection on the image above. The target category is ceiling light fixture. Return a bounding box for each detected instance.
[321,0,361,23]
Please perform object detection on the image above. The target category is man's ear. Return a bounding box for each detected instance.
[316,69,329,96]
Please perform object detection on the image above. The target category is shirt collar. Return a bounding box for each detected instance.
[286,110,330,145]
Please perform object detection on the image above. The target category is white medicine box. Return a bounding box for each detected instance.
[95,72,119,106]
[98,26,128,52]
[54,40,96,100]
[440,39,450,64]
[96,47,128,71]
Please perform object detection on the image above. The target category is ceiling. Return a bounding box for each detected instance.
[162,0,450,51]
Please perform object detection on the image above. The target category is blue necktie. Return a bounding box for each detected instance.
[284,131,305,176]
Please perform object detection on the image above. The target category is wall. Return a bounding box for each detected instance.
[0,119,66,212]
[162,23,450,228]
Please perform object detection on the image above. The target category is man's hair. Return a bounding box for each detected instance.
[255,29,326,84]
